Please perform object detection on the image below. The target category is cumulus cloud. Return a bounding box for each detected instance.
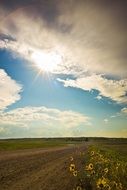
[57,75,127,104]
[0,69,22,110]
[0,106,90,137]
[121,107,127,115]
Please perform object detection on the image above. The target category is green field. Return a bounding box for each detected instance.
[0,139,66,150]
[0,138,83,151]
[0,137,127,152]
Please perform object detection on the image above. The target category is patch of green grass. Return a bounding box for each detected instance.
[0,138,74,151]
[93,139,127,161]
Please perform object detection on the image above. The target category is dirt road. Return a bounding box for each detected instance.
[0,145,87,190]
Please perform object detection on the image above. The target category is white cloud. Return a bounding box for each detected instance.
[121,107,127,115]
[57,74,127,104]
[96,95,102,100]
[104,119,108,124]
[0,69,22,110]
[0,106,90,137]
[0,106,89,126]
[109,108,127,119]
[110,115,116,118]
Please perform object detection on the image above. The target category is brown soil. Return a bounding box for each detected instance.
[0,145,87,190]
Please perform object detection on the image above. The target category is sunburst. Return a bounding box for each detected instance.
[31,51,62,73]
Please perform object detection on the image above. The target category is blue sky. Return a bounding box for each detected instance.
[0,0,127,138]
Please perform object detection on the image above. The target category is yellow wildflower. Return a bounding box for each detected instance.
[88,163,94,170]
[76,186,82,190]
[70,156,74,161]
[70,164,75,172]
[104,159,109,163]
[117,163,120,167]
[97,177,107,189]
[99,154,103,159]
[104,168,108,174]
[119,183,123,190]
[85,163,93,170]
[91,151,95,156]
[106,184,111,190]
[73,170,78,177]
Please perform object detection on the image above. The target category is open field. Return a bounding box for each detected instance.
[0,138,127,190]
[0,138,81,151]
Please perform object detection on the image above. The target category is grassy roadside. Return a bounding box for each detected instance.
[68,141,127,190]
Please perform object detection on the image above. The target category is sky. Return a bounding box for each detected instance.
[0,0,127,138]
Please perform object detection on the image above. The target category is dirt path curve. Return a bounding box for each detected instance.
[0,145,87,190]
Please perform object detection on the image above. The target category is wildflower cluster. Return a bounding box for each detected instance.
[69,146,127,190]
[69,157,78,177]
[84,146,127,189]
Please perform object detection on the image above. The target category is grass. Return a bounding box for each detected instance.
[96,144,127,158]
[0,138,75,151]
[0,137,88,151]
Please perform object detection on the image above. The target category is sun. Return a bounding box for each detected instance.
[31,51,62,72]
